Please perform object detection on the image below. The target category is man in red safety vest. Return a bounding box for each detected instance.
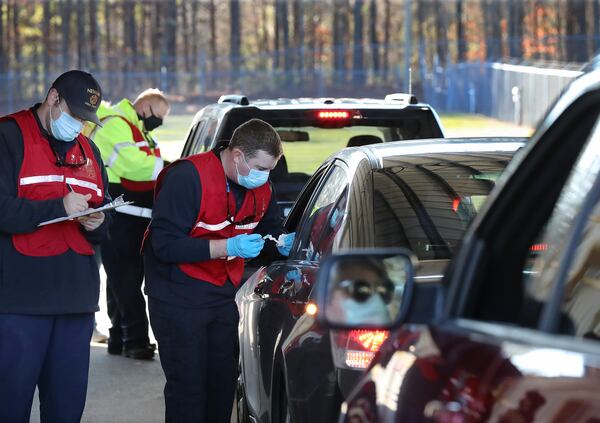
[144,119,295,422]
[0,70,112,422]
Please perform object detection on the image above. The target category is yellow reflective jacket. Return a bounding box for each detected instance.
[84,99,163,186]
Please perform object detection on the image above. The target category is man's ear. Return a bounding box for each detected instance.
[231,148,244,164]
[45,88,60,106]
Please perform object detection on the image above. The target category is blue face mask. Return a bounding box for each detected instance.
[51,102,83,142]
[341,294,391,326]
[236,153,270,189]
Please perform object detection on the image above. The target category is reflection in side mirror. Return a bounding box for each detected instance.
[316,249,416,329]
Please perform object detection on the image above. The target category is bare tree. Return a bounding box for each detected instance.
[483,0,502,60]
[456,0,467,62]
[369,0,379,75]
[566,0,588,61]
[164,0,178,72]
[508,0,524,58]
[77,0,86,69]
[105,0,112,69]
[353,0,364,85]
[209,0,217,77]
[230,0,241,85]
[274,0,281,69]
[42,1,51,77]
[333,0,345,79]
[12,0,21,100]
[0,0,4,73]
[89,0,99,70]
[434,0,449,66]
[181,1,191,72]
[293,0,304,74]
[62,0,71,69]
[282,0,291,71]
[383,0,390,80]
[593,0,600,52]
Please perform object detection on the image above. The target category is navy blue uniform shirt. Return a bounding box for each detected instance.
[144,147,285,308]
[0,105,112,314]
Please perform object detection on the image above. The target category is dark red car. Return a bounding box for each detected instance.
[315,68,600,421]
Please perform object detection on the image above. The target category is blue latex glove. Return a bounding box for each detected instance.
[286,269,302,284]
[226,233,265,258]
[277,232,296,256]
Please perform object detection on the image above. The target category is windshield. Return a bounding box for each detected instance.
[220,108,443,175]
[373,151,515,260]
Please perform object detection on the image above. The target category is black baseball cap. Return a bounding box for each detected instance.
[52,70,102,125]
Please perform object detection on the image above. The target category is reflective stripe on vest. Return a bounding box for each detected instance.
[149,152,272,287]
[6,109,104,257]
[95,115,162,191]
[20,175,64,185]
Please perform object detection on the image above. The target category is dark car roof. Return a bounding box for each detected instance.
[328,137,527,171]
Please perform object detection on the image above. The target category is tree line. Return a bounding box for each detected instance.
[0,0,597,104]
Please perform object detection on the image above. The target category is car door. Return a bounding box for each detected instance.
[342,72,600,422]
[237,160,351,421]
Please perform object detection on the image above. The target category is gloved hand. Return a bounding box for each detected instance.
[226,233,265,258]
[277,232,296,256]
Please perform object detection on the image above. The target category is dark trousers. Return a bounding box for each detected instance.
[0,313,94,423]
[101,213,150,347]
[149,297,239,423]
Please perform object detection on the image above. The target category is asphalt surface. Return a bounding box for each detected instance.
[31,346,166,423]
[30,265,167,423]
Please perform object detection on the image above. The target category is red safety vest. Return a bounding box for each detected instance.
[6,109,105,257]
[102,115,161,192]
[152,151,271,287]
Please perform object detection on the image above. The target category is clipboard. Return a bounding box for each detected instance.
[38,195,134,227]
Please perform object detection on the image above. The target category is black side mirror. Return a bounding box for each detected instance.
[315,249,417,330]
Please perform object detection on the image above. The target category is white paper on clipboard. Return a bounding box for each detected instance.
[38,195,133,227]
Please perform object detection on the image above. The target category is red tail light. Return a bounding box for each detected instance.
[529,243,548,252]
[331,330,389,370]
[451,197,461,212]
[349,330,389,352]
[318,110,350,119]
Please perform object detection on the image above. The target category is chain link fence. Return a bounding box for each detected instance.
[0,55,585,127]
[422,60,584,127]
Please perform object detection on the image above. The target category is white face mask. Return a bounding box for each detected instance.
[50,102,83,142]
[341,294,391,326]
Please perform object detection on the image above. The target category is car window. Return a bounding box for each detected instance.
[295,164,349,262]
[284,164,330,233]
[200,118,219,152]
[371,152,513,260]
[182,119,206,157]
[523,120,600,340]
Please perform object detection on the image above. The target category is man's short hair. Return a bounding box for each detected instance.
[229,119,283,159]
[134,88,169,108]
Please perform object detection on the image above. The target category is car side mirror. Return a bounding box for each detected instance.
[315,249,417,330]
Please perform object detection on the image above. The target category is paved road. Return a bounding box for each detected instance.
[32,346,166,423]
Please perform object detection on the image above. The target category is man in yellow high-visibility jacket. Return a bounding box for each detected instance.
[87,88,169,360]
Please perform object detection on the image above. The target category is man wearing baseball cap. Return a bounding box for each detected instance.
[0,69,112,422]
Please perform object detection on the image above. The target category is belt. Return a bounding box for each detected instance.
[116,205,152,219]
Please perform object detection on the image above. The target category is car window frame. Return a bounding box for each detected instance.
[539,170,600,333]
[445,90,600,325]
[181,118,206,157]
[283,162,332,234]
[292,160,350,262]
